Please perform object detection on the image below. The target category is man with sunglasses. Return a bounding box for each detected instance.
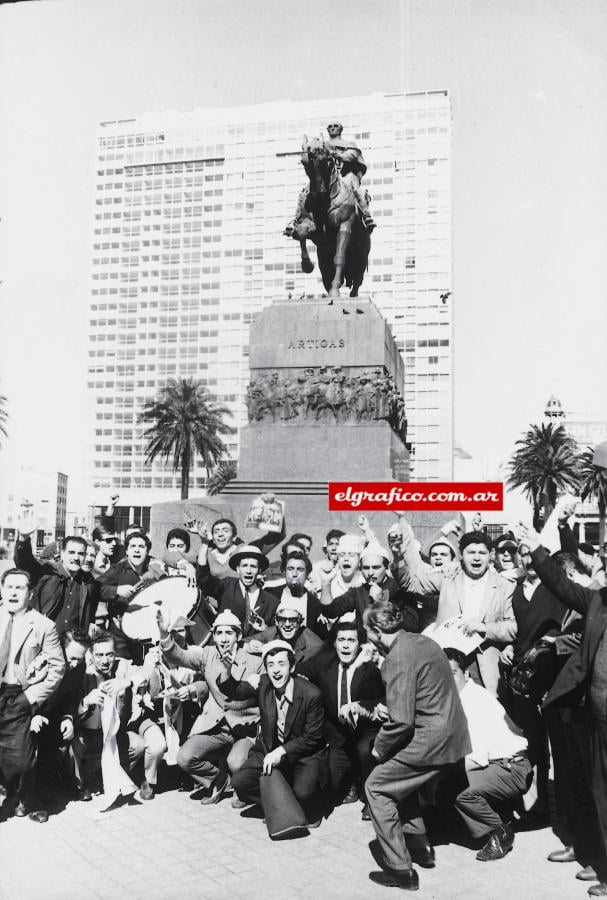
[250,601,323,671]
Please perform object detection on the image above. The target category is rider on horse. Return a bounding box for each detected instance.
[285,121,376,236]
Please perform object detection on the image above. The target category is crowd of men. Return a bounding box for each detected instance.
[0,495,606,895]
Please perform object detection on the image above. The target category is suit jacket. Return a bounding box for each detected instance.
[15,537,99,632]
[298,648,384,747]
[532,547,607,709]
[320,575,419,633]
[256,625,323,670]
[161,638,262,735]
[0,608,65,709]
[221,672,326,764]
[203,576,280,638]
[76,657,141,730]
[396,561,516,695]
[374,630,471,766]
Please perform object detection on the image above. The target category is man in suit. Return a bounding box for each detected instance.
[157,608,263,805]
[517,523,607,898]
[319,542,419,634]
[229,640,328,829]
[266,550,322,634]
[298,620,384,817]
[14,518,100,638]
[0,568,65,822]
[198,545,280,639]
[395,530,516,695]
[250,601,323,671]
[363,600,471,891]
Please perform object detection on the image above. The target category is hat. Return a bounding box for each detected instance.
[337,534,364,555]
[229,544,269,572]
[261,639,295,663]
[212,611,242,634]
[493,532,518,552]
[424,536,458,560]
[579,542,596,556]
[276,603,303,619]
[360,541,391,565]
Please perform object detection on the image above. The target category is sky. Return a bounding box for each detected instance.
[0,0,606,509]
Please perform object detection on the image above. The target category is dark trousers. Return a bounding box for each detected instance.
[499,678,549,805]
[0,685,36,806]
[327,728,378,799]
[232,743,326,820]
[365,756,448,872]
[454,757,532,839]
[176,722,253,790]
[590,716,607,882]
[545,705,604,870]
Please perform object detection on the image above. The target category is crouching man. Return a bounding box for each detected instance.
[445,648,532,861]
[229,640,328,836]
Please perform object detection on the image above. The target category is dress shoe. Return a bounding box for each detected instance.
[200,775,230,806]
[231,795,248,809]
[28,810,49,824]
[14,801,27,818]
[548,846,576,863]
[342,785,359,805]
[404,835,435,869]
[361,803,371,821]
[578,867,599,882]
[369,869,419,891]
[588,884,607,897]
[307,818,322,829]
[79,789,93,802]
[476,824,514,861]
[138,780,155,801]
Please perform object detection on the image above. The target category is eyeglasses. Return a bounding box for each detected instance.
[276,616,301,626]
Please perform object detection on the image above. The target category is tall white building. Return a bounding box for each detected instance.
[0,467,68,547]
[88,91,453,507]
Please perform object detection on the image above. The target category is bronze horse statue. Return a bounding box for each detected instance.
[289,136,371,299]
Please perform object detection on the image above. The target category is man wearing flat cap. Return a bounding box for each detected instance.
[227,640,328,832]
[157,608,263,805]
[396,530,516,696]
[318,542,419,634]
[200,544,280,639]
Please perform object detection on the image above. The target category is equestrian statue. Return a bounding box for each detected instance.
[284,121,375,300]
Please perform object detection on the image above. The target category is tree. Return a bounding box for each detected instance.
[579,446,607,552]
[0,393,8,447]
[507,422,582,528]
[139,378,235,500]
[206,459,237,496]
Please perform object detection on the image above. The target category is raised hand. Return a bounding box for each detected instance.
[17,502,38,538]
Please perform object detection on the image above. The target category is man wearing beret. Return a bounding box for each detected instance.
[157,609,263,806]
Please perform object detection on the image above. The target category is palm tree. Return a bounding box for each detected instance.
[139,378,235,500]
[579,447,607,552]
[0,393,8,447]
[507,422,582,528]
[206,460,237,496]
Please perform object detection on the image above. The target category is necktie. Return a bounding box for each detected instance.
[0,614,15,682]
[277,694,288,742]
[339,664,349,708]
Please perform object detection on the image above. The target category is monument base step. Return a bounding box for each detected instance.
[223,481,328,496]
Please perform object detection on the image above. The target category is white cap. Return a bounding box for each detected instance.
[261,639,295,662]
[276,603,303,618]
[360,541,391,565]
[337,534,364,555]
[212,611,242,634]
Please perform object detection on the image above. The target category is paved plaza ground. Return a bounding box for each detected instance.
[0,782,597,900]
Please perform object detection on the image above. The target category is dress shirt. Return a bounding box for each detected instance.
[461,572,489,619]
[0,611,31,684]
[459,679,527,767]
[521,578,541,602]
[239,581,260,611]
[275,678,294,743]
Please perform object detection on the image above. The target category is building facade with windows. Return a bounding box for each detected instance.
[88,91,453,507]
[0,468,68,548]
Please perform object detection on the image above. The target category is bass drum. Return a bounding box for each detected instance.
[120,576,199,643]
